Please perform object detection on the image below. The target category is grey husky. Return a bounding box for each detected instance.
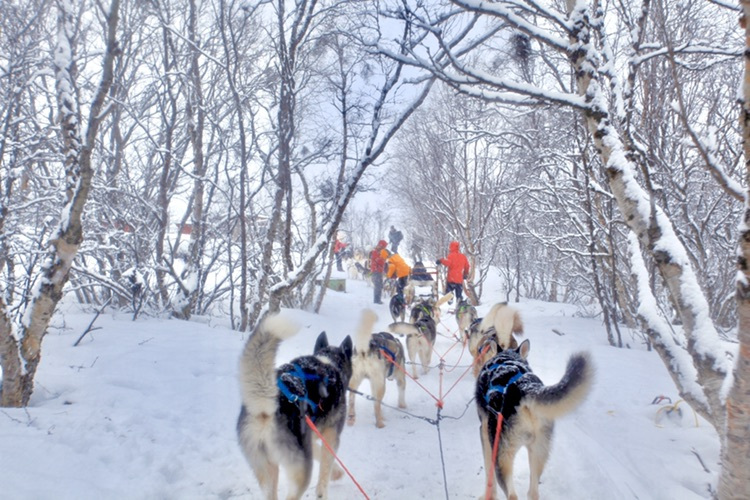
[475,339,593,500]
[237,314,354,500]
[387,314,437,379]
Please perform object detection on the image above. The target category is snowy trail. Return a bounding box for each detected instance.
[0,273,719,499]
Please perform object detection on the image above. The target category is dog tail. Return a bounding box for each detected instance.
[355,309,379,352]
[435,291,453,308]
[387,321,418,336]
[525,352,593,419]
[480,303,523,347]
[239,314,300,416]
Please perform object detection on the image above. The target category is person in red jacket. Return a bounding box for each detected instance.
[436,241,470,302]
[333,238,348,271]
[370,239,388,304]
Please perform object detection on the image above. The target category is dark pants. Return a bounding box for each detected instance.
[446,281,463,301]
[335,252,343,271]
[373,272,384,303]
[395,276,408,297]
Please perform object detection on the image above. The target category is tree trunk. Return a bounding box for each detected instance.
[566,2,729,432]
[717,6,750,498]
[0,0,120,407]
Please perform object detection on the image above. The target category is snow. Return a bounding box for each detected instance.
[0,272,720,499]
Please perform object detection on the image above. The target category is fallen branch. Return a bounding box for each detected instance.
[691,447,711,473]
[73,298,111,346]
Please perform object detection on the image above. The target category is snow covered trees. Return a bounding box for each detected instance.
[0,0,121,406]
[374,0,745,495]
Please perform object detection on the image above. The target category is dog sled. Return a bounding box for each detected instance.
[405,263,439,305]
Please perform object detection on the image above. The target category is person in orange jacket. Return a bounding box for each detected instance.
[436,241,470,302]
[385,250,411,297]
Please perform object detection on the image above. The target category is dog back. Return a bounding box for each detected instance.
[476,340,593,424]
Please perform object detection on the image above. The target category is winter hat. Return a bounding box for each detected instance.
[378,239,387,248]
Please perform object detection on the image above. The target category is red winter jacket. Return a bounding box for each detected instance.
[334,239,347,254]
[438,241,470,284]
[370,241,387,273]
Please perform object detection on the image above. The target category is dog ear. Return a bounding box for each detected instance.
[314,331,329,353]
[340,335,353,359]
[517,339,530,358]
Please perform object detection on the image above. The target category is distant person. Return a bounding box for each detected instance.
[436,241,470,302]
[389,225,403,253]
[385,250,411,297]
[333,238,348,272]
[411,234,424,263]
[370,240,388,304]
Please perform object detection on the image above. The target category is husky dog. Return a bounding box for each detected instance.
[347,310,407,428]
[476,340,593,500]
[387,315,437,379]
[455,298,478,337]
[479,302,524,349]
[354,261,371,282]
[237,314,354,500]
[389,293,406,322]
[409,296,438,324]
[471,331,514,377]
[467,303,524,364]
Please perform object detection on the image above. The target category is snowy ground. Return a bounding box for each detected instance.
[0,272,720,499]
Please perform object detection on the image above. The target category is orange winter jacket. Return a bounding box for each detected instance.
[386,253,411,279]
[438,241,470,284]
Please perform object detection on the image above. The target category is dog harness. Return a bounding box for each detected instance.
[378,345,398,378]
[277,363,328,420]
[483,360,526,405]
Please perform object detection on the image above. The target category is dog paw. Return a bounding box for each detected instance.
[376,420,385,429]
[398,402,407,409]
[346,414,355,426]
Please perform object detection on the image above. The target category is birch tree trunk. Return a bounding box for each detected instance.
[717,5,750,498]
[566,1,729,432]
[174,0,206,320]
[0,0,120,407]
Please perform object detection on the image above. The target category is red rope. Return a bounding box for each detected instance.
[441,336,468,373]
[485,413,504,500]
[380,349,443,406]
[304,415,370,499]
[442,342,490,400]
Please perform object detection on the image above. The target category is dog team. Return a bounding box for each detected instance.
[236,293,594,500]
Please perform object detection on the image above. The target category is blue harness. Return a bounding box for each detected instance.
[379,345,398,378]
[483,361,525,405]
[277,363,328,420]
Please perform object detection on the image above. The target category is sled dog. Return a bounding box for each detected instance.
[237,314,354,500]
[354,261,371,282]
[455,298,478,337]
[476,340,593,500]
[409,296,439,324]
[348,309,407,428]
[387,315,437,379]
[478,302,524,350]
[467,303,524,371]
[389,293,406,322]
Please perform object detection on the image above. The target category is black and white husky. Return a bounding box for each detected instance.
[347,309,407,428]
[237,314,354,500]
[475,340,593,500]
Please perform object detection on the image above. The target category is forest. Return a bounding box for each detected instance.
[1,0,749,497]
